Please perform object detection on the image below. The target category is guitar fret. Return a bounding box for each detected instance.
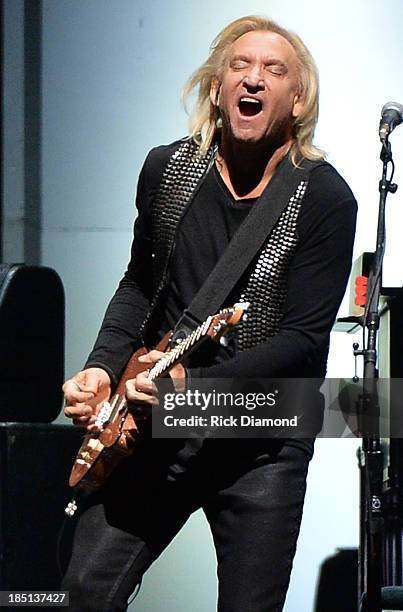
[187,329,198,349]
[183,336,192,351]
[165,355,175,369]
[201,317,211,336]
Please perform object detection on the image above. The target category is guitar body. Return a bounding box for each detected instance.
[69,335,169,493]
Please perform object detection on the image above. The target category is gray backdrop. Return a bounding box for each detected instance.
[14,1,403,610]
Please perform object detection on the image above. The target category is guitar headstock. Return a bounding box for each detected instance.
[205,302,249,341]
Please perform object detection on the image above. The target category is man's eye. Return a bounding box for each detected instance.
[266,64,285,75]
[231,61,248,70]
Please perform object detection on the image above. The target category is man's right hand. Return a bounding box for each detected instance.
[63,367,111,430]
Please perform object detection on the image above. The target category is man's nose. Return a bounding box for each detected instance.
[242,68,264,90]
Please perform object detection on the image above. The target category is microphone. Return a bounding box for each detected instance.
[379,101,403,141]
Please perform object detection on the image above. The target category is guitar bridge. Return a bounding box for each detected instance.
[94,395,119,429]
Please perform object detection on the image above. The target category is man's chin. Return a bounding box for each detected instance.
[230,131,266,146]
[227,123,291,151]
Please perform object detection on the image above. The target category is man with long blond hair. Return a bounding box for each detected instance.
[63,15,356,611]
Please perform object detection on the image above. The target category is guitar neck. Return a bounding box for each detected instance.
[114,303,247,396]
[149,316,214,381]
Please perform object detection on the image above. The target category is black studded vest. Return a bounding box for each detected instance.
[142,138,315,351]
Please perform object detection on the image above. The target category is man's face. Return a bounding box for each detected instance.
[211,30,303,146]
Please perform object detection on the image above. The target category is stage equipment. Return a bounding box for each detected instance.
[339,105,402,612]
[0,264,64,422]
[379,101,403,142]
[0,264,81,609]
[0,423,83,592]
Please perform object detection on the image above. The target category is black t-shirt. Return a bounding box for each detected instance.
[161,165,259,369]
[164,165,255,332]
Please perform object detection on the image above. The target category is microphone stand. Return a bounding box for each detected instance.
[357,137,398,612]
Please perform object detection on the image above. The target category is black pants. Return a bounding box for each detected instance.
[62,438,313,612]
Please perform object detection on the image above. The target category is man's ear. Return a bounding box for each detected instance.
[210,78,221,107]
[292,93,304,119]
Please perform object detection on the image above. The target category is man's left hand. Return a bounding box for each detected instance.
[125,349,187,405]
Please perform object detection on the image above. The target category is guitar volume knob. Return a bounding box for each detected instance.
[65,499,78,517]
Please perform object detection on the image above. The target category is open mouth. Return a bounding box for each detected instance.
[238,97,263,117]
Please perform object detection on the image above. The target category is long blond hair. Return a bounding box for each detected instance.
[183,15,325,163]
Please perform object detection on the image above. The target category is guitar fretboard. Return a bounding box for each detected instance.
[148,315,214,380]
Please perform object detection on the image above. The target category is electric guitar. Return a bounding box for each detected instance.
[65,303,248,516]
